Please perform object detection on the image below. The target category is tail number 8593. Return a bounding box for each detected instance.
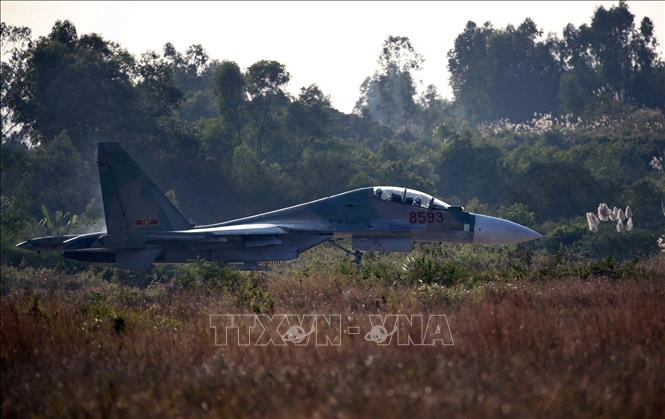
[409,211,444,224]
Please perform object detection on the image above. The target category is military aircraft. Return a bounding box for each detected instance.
[17,142,542,272]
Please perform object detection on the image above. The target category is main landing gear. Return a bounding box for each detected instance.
[328,240,363,269]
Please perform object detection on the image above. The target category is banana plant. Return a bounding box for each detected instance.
[39,205,79,235]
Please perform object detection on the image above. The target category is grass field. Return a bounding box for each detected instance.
[1,249,664,418]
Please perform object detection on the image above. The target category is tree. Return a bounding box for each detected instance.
[418,84,450,140]
[434,133,505,204]
[558,2,664,114]
[356,36,423,136]
[297,140,356,199]
[230,143,291,211]
[163,43,218,121]
[589,2,635,91]
[3,131,97,216]
[184,44,208,77]
[379,35,424,73]
[448,19,561,122]
[510,160,603,219]
[1,23,32,144]
[5,20,140,158]
[446,22,493,121]
[214,61,246,139]
[164,43,211,93]
[287,84,333,140]
[136,50,183,119]
[245,60,290,98]
[244,60,291,157]
[0,195,27,242]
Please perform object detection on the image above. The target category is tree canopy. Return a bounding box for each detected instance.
[448,2,664,122]
[1,2,664,258]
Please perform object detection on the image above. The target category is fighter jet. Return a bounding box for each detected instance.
[17,142,542,272]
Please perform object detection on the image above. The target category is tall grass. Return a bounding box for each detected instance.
[1,254,664,418]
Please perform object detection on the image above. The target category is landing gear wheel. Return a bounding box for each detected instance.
[353,249,363,270]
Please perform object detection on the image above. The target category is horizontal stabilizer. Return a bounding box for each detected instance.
[16,235,77,251]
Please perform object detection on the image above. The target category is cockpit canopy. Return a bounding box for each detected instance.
[371,186,450,209]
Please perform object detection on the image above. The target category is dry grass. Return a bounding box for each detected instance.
[1,259,665,418]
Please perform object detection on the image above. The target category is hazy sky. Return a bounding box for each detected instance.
[2,1,663,113]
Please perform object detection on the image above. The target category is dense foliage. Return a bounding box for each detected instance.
[448,1,664,121]
[1,2,664,262]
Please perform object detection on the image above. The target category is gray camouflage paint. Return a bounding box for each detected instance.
[17,143,541,271]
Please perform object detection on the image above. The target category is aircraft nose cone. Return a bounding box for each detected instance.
[472,214,543,244]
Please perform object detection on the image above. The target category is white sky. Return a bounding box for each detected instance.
[2,1,663,113]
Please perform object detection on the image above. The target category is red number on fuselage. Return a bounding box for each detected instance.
[409,211,444,224]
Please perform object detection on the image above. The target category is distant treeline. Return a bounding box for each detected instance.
[1,2,664,252]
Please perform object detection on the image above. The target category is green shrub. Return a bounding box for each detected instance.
[360,260,400,284]
[577,257,645,280]
[579,229,661,260]
[402,255,469,286]
[538,221,588,254]
[175,259,241,290]
[234,273,274,314]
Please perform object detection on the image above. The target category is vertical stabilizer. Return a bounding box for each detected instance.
[97,142,192,236]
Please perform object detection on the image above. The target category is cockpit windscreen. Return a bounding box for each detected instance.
[371,186,449,209]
